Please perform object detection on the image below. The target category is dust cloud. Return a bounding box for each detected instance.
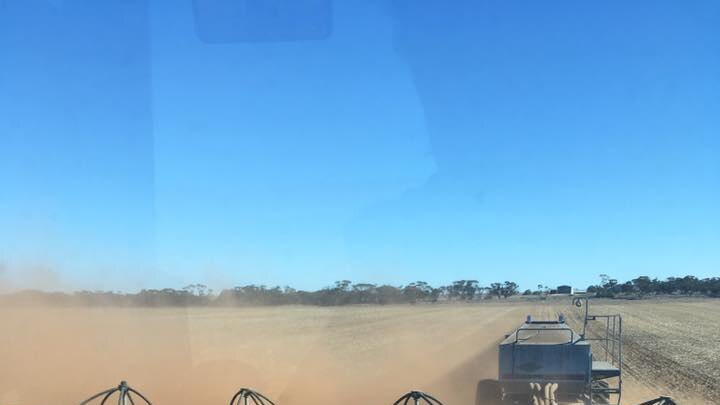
[0,301,695,405]
[0,304,523,405]
[0,262,68,294]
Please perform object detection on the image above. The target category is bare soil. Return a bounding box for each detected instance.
[0,299,717,405]
[560,298,720,405]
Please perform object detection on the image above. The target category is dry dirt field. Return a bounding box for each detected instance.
[562,299,720,405]
[0,299,717,405]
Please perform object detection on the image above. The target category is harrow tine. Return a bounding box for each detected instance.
[419,391,443,405]
[251,390,276,405]
[99,389,115,405]
[127,388,152,405]
[230,388,276,405]
[248,392,263,405]
[79,388,116,405]
[79,382,152,405]
[392,390,444,405]
[633,397,677,405]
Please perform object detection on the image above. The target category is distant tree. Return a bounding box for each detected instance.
[334,280,352,292]
[501,281,519,298]
[352,283,377,304]
[402,281,435,303]
[631,276,654,296]
[376,285,403,305]
[429,287,442,302]
[620,281,634,293]
[448,281,465,300]
[489,282,503,299]
[183,284,210,299]
[463,280,479,300]
[678,276,699,295]
[594,274,618,297]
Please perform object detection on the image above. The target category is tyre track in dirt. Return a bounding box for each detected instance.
[621,333,717,404]
[560,299,720,405]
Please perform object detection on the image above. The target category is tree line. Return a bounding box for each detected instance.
[588,274,720,298]
[1,280,519,306]
[214,280,521,306]
[1,275,718,307]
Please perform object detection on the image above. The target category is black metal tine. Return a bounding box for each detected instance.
[251,390,276,405]
[232,388,251,405]
[420,391,443,405]
[252,390,269,405]
[99,389,117,405]
[81,382,152,405]
[229,389,244,405]
[228,388,275,405]
[391,391,444,405]
[248,392,262,405]
[79,388,116,405]
[127,388,152,405]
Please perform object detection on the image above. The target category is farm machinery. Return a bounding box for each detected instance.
[475,297,677,405]
[77,299,676,405]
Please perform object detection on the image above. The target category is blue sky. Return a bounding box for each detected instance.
[1,0,718,292]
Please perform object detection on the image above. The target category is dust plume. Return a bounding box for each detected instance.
[0,304,522,405]
[0,261,67,293]
[1,301,714,405]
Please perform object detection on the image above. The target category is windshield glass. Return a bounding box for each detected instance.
[1,2,718,405]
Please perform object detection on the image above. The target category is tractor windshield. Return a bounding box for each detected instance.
[1,2,718,405]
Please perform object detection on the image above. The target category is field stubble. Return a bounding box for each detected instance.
[561,299,720,405]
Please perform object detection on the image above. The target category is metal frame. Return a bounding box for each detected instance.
[514,325,575,344]
[391,391,444,405]
[574,297,623,405]
[634,397,678,405]
[75,382,677,405]
[229,388,276,405]
[585,315,622,370]
[79,381,152,405]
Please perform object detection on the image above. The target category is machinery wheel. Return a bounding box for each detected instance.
[475,379,502,405]
[591,380,610,404]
